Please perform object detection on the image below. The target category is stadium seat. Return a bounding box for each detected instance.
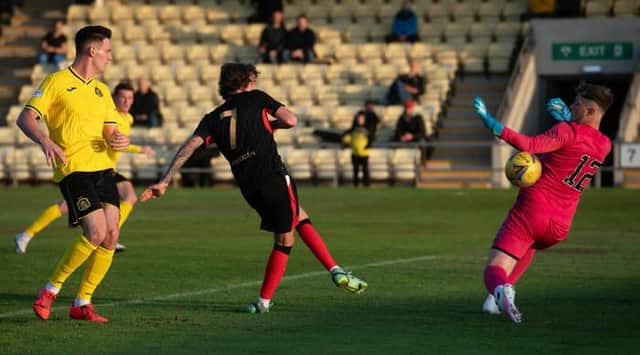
[0,128,15,145]
[613,0,639,16]
[488,42,514,73]
[469,22,493,46]
[349,64,373,85]
[494,22,521,43]
[158,5,182,26]
[288,86,315,107]
[205,6,232,24]
[274,128,295,146]
[331,105,360,129]
[67,5,88,25]
[304,106,331,128]
[182,5,206,25]
[477,1,503,24]
[285,149,313,180]
[299,65,326,86]
[210,45,233,64]
[5,106,24,125]
[220,25,246,46]
[357,43,384,64]
[419,22,444,43]
[175,66,199,85]
[17,85,34,104]
[27,146,53,181]
[311,149,339,184]
[502,1,528,21]
[244,24,264,46]
[372,64,398,85]
[368,148,391,181]
[132,154,160,180]
[88,5,110,24]
[161,45,184,65]
[134,5,157,25]
[116,154,133,180]
[123,26,147,44]
[211,155,234,182]
[149,65,175,86]
[391,148,419,183]
[186,45,211,65]
[459,44,487,73]
[162,85,188,107]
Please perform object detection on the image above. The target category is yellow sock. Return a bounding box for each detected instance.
[49,235,97,289]
[76,246,115,303]
[25,204,63,238]
[118,201,134,230]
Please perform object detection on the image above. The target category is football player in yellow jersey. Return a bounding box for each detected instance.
[16,25,130,322]
[14,82,154,254]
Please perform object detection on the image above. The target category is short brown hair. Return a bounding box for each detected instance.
[218,63,259,99]
[75,25,111,53]
[113,81,134,96]
[575,82,614,113]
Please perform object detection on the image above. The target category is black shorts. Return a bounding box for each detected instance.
[59,169,120,227]
[113,172,129,184]
[242,174,300,233]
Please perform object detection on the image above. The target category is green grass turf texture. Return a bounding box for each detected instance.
[0,187,638,354]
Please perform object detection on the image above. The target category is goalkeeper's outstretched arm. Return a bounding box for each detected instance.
[473,97,573,154]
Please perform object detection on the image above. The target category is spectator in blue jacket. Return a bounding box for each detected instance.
[386,0,419,43]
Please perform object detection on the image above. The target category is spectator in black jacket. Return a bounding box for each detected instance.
[39,19,68,68]
[258,10,287,63]
[131,78,163,127]
[347,100,380,147]
[393,100,426,143]
[383,59,426,105]
[284,14,316,63]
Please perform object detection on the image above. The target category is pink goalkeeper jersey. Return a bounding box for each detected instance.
[501,122,611,223]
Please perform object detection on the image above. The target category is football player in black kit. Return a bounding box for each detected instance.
[140,63,367,313]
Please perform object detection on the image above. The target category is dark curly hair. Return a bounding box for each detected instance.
[218,63,259,99]
[575,82,614,113]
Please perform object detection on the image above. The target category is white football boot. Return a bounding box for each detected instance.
[115,242,127,252]
[15,232,31,254]
[482,294,501,315]
[494,284,522,323]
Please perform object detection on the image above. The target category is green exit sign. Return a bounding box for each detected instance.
[552,42,633,60]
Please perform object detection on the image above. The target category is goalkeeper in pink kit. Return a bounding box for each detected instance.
[473,82,613,323]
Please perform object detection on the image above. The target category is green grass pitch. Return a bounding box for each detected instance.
[0,187,639,354]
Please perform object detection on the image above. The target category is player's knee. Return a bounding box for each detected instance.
[125,194,138,205]
[58,202,69,214]
[274,232,295,247]
[102,228,120,249]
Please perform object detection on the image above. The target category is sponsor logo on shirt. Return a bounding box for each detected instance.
[95,87,103,97]
[33,89,43,97]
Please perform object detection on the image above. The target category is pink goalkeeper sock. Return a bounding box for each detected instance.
[484,265,508,294]
[508,248,535,285]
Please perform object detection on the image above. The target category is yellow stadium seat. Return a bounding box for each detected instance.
[175,66,199,85]
[149,65,175,86]
[185,45,211,65]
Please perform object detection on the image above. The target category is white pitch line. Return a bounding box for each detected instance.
[0,254,441,319]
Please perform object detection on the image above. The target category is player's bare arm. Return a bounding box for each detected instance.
[270,106,297,130]
[17,108,67,168]
[139,135,204,202]
[104,124,130,151]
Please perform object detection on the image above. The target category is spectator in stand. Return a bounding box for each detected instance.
[131,78,163,127]
[258,10,287,63]
[383,59,426,105]
[284,14,316,63]
[393,100,427,143]
[348,99,380,147]
[386,0,419,43]
[343,112,371,187]
[248,0,283,23]
[39,19,68,69]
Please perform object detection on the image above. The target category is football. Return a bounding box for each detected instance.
[505,151,542,188]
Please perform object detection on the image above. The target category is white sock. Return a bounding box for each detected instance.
[258,297,270,308]
[45,282,60,295]
[73,297,91,307]
[329,266,343,274]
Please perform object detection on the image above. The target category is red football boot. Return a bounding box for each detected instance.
[33,288,57,320]
[69,304,109,323]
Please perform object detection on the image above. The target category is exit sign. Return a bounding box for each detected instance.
[552,42,633,61]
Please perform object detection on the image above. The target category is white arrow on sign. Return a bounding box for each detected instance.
[561,46,572,57]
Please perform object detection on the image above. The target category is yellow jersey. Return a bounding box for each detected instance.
[108,110,135,165]
[349,127,369,157]
[25,66,120,182]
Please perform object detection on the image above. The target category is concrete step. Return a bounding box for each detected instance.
[417,180,491,188]
[421,169,491,179]
[440,120,485,128]
[423,159,491,170]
